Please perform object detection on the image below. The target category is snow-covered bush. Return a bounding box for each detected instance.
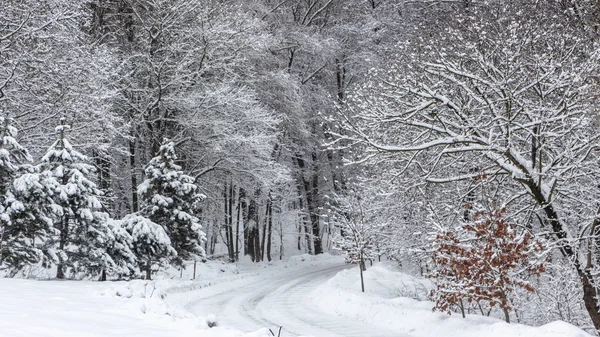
[430,204,546,322]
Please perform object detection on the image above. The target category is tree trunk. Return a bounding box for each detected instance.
[500,290,510,323]
[525,179,600,331]
[260,198,269,261]
[145,259,152,280]
[280,220,284,260]
[266,197,273,262]
[240,188,249,256]
[129,137,138,213]
[223,184,231,257]
[93,149,112,212]
[297,223,303,251]
[228,182,235,262]
[359,254,365,293]
[309,151,322,254]
[254,227,261,262]
[503,307,510,323]
[253,193,261,261]
[236,189,241,262]
[459,299,466,318]
[295,156,314,254]
[247,196,258,262]
[56,213,69,279]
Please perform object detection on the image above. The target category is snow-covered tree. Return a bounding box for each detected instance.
[330,186,384,292]
[430,204,546,322]
[119,214,177,280]
[40,120,114,279]
[0,116,35,270]
[0,117,29,197]
[138,140,206,267]
[335,5,600,327]
[105,219,139,280]
[2,170,61,274]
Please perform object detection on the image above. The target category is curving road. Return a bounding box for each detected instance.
[181,262,403,337]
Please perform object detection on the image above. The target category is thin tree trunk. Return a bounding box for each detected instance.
[240,188,249,256]
[129,137,138,213]
[254,228,261,262]
[280,220,284,260]
[56,215,68,279]
[310,151,322,254]
[247,196,257,262]
[223,184,231,257]
[228,182,235,262]
[261,198,269,261]
[297,224,302,251]
[253,193,261,261]
[266,197,273,262]
[359,254,365,293]
[459,299,466,318]
[210,220,217,255]
[236,189,241,262]
[500,290,510,323]
[145,258,152,280]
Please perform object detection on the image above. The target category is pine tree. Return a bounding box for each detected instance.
[105,218,139,280]
[138,139,206,268]
[0,117,30,196]
[0,116,34,270]
[40,119,115,279]
[2,170,61,274]
[120,214,177,280]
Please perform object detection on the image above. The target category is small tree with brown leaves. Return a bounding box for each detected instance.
[430,205,546,323]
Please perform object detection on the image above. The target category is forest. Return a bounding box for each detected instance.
[2,0,600,334]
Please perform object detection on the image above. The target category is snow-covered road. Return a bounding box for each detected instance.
[180,261,402,337]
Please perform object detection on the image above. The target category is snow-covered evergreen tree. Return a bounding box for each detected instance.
[0,117,29,197]
[0,116,34,270]
[119,214,176,280]
[40,119,115,279]
[105,219,139,279]
[2,171,61,274]
[138,140,206,267]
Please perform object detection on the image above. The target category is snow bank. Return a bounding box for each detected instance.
[311,262,591,337]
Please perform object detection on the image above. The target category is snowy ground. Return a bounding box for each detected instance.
[310,262,592,337]
[0,255,594,337]
[0,261,272,337]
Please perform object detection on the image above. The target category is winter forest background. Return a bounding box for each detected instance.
[3,0,600,334]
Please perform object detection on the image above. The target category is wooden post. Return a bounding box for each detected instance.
[359,253,365,293]
[193,261,197,280]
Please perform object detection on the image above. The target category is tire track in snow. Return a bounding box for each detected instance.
[184,262,405,337]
